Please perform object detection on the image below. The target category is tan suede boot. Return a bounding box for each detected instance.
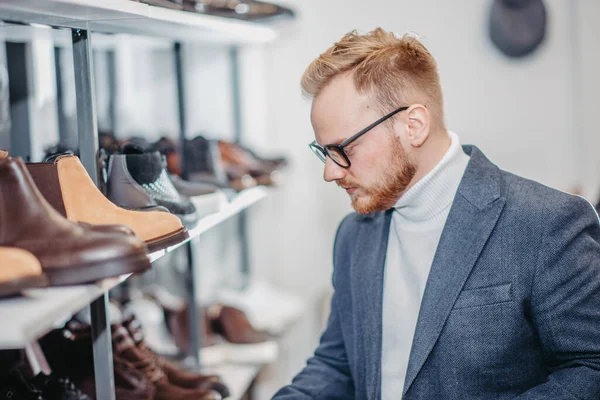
[0,247,48,297]
[26,156,187,252]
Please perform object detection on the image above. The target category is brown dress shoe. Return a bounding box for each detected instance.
[123,315,230,398]
[0,157,150,285]
[112,326,222,400]
[26,156,187,252]
[208,305,270,344]
[0,247,48,297]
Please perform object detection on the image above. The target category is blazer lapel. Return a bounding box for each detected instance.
[402,146,506,396]
[351,209,393,400]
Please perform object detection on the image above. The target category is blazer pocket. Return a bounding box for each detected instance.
[453,283,513,310]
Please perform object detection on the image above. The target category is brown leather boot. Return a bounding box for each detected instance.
[79,356,156,400]
[25,155,187,252]
[0,157,150,285]
[0,247,48,297]
[112,326,222,400]
[123,315,230,398]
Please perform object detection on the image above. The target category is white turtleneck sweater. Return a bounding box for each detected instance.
[381,131,470,398]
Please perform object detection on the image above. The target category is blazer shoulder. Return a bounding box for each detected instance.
[502,170,597,222]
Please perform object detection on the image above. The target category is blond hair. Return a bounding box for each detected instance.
[301,28,445,131]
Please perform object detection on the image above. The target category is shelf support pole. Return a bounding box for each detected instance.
[72,28,116,400]
[174,42,202,368]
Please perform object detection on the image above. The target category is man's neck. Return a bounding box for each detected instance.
[402,130,452,195]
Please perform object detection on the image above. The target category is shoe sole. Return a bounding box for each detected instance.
[44,253,151,286]
[0,274,49,298]
[146,227,189,253]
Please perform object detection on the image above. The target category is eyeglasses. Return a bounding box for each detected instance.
[309,105,409,168]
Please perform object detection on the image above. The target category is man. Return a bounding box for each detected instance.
[273,28,600,399]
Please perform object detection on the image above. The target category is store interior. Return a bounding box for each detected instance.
[0,0,599,399]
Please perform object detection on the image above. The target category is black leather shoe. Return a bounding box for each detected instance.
[107,144,198,228]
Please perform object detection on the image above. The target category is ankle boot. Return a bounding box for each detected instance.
[123,315,230,397]
[0,247,48,297]
[25,155,187,252]
[106,145,198,228]
[0,157,150,285]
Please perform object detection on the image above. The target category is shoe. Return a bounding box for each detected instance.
[149,286,220,353]
[152,137,182,177]
[25,155,186,252]
[140,0,183,9]
[168,175,218,198]
[79,356,156,400]
[32,373,90,400]
[0,247,48,297]
[185,0,294,21]
[45,322,156,400]
[0,157,151,285]
[123,315,230,398]
[218,141,278,186]
[0,368,43,400]
[112,325,222,400]
[181,136,228,187]
[208,304,270,344]
[106,145,198,228]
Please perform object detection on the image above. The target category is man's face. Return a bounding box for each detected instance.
[311,74,417,214]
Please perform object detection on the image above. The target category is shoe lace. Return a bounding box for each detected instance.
[130,355,164,384]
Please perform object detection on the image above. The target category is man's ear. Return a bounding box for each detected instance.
[405,104,430,147]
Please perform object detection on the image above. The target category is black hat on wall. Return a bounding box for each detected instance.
[489,0,547,58]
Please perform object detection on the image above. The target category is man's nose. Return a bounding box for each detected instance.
[323,157,346,182]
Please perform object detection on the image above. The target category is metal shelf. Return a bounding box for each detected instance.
[147,186,268,259]
[0,274,131,349]
[0,186,267,350]
[0,0,277,44]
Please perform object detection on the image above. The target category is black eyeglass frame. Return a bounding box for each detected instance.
[309,105,409,168]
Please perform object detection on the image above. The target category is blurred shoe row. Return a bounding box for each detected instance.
[39,314,229,399]
[118,285,278,367]
[136,0,295,22]
[105,133,287,192]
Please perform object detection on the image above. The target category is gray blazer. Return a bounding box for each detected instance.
[274,145,600,399]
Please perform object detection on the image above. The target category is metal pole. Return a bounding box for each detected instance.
[6,42,32,160]
[89,293,116,400]
[107,50,117,133]
[72,28,116,400]
[174,42,202,367]
[54,46,70,146]
[230,46,251,287]
[72,28,99,183]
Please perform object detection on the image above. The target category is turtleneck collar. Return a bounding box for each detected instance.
[393,131,470,222]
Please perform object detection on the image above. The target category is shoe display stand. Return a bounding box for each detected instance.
[0,1,280,399]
